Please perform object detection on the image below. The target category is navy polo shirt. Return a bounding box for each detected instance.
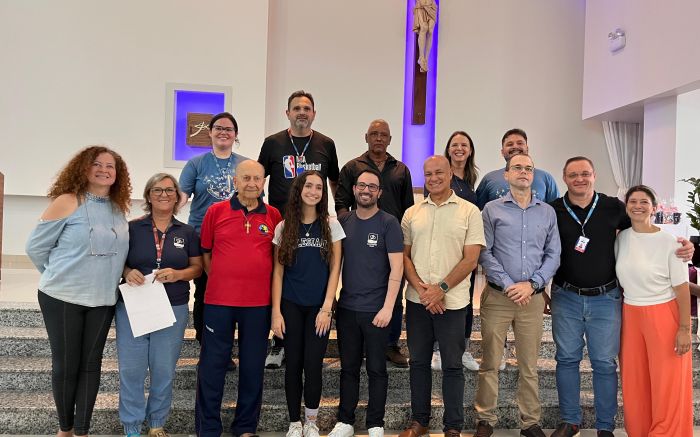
[123,215,201,305]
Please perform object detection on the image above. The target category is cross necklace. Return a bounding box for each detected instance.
[240,211,251,234]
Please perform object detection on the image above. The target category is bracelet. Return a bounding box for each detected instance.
[319,309,333,316]
[389,278,402,282]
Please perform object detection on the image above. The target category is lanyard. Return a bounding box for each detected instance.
[152,220,172,269]
[287,129,313,157]
[211,151,233,176]
[563,193,598,237]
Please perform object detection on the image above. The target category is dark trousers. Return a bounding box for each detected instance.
[387,279,405,346]
[281,299,330,421]
[38,291,114,435]
[465,270,476,340]
[193,272,207,343]
[195,304,270,437]
[406,300,466,431]
[336,307,391,428]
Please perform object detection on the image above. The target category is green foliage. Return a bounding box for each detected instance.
[681,177,700,233]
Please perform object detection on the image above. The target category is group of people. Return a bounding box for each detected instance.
[25,89,695,437]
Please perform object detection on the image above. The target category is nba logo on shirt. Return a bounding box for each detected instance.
[283,155,297,179]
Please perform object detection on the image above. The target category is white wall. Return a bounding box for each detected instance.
[0,0,270,196]
[264,0,408,168]
[642,97,677,200]
[436,0,614,194]
[675,89,700,236]
[583,0,700,119]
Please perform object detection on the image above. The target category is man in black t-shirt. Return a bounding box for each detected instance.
[258,90,340,369]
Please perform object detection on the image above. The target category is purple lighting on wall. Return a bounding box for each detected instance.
[401,0,439,188]
[173,90,225,161]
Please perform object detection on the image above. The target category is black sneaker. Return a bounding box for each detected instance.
[596,431,614,437]
[550,423,580,437]
[520,424,546,437]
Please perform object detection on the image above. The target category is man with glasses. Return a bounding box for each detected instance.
[472,153,560,437]
[195,160,282,437]
[335,119,414,367]
[328,169,404,437]
[400,156,485,437]
[258,90,340,368]
[547,157,694,437]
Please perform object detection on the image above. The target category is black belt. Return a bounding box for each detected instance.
[487,281,545,295]
[555,279,617,297]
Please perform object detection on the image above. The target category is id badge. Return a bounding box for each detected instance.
[574,235,590,253]
[296,155,306,175]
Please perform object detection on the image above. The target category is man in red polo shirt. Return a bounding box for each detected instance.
[195,160,282,437]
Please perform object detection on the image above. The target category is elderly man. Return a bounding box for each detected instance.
[400,155,485,437]
[258,89,340,368]
[194,160,282,437]
[335,119,414,367]
[472,153,561,437]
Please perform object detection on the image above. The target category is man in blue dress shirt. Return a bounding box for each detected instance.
[471,153,561,437]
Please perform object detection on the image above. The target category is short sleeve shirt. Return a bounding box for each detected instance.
[200,196,282,307]
[272,217,345,306]
[258,130,340,214]
[338,210,403,312]
[402,191,486,309]
[123,215,201,306]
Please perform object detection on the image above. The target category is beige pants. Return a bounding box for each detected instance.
[474,285,545,428]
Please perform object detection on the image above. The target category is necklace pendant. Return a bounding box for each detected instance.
[305,232,310,237]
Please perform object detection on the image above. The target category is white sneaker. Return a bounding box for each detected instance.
[286,422,302,437]
[265,345,285,369]
[368,427,384,437]
[498,346,507,371]
[431,350,442,370]
[462,351,479,371]
[328,422,354,437]
[303,422,320,437]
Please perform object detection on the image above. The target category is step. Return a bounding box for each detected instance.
[1,387,699,434]
[2,356,699,394]
[2,326,699,362]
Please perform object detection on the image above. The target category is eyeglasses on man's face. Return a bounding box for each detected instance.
[356,182,380,192]
[509,165,534,173]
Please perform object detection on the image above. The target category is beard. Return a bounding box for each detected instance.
[355,195,377,209]
[293,117,311,130]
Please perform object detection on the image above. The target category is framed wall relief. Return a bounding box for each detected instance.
[164,83,232,168]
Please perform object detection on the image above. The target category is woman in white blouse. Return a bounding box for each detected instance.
[615,185,692,437]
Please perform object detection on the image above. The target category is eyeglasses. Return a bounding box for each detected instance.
[566,172,593,179]
[150,187,178,196]
[212,125,235,133]
[509,165,534,173]
[356,182,380,192]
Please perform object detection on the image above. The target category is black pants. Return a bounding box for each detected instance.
[336,307,390,429]
[406,301,466,432]
[38,291,114,435]
[193,272,207,343]
[465,269,476,339]
[281,299,330,421]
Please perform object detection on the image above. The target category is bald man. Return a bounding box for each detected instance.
[195,160,283,437]
[335,119,414,366]
[400,156,485,437]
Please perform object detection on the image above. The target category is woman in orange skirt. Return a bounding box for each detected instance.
[615,185,692,437]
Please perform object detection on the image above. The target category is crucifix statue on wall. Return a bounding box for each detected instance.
[413,0,437,73]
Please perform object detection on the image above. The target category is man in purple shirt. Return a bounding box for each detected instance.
[471,154,561,437]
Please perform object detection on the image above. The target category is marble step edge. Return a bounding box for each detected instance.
[1,388,700,434]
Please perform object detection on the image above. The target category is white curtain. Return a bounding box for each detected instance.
[602,121,643,199]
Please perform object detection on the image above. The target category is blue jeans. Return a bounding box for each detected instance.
[115,301,189,434]
[550,284,621,431]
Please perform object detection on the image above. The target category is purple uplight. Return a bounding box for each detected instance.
[401,0,439,188]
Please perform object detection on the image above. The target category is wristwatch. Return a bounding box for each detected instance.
[439,281,450,293]
[528,279,541,291]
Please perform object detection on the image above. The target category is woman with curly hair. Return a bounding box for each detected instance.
[26,145,131,437]
[270,171,344,437]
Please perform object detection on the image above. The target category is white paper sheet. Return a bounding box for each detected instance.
[119,273,176,337]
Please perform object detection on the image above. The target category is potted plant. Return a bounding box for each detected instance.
[681,177,700,234]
